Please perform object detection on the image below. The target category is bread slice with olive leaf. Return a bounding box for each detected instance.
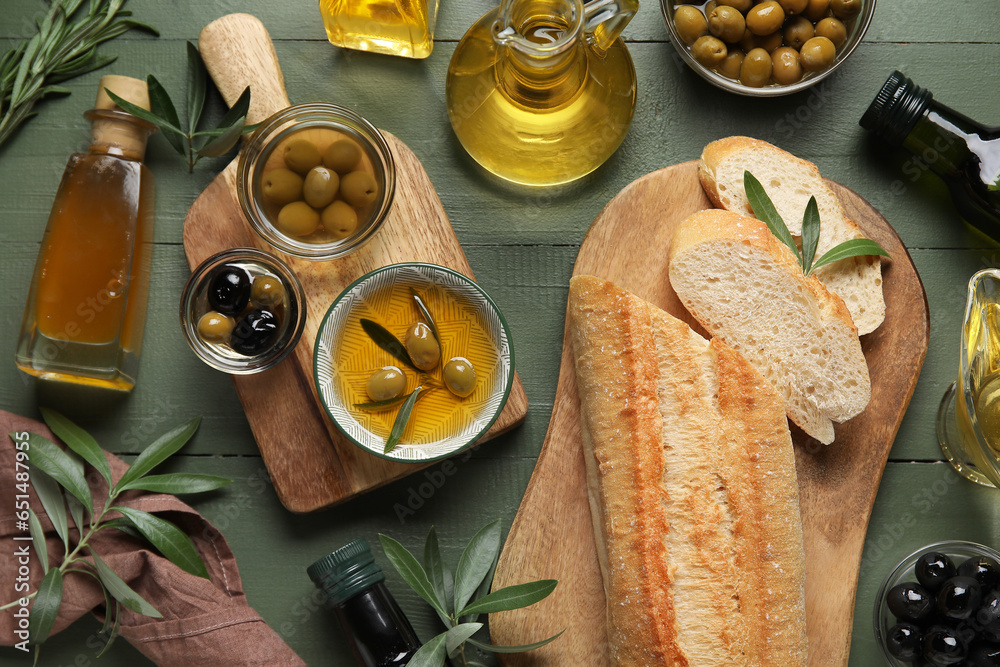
[668,209,871,444]
[568,274,808,666]
[699,136,885,335]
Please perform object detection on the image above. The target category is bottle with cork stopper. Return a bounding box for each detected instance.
[15,75,157,391]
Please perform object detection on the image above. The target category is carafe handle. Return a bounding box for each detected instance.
[584,0,637,53]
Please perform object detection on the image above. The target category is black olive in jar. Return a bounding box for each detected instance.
[231,308,280,356]
[208,266,252,315]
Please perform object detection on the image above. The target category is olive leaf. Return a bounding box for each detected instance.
[25,433,92,513]
[384,386,426,454]
[27,466,69,553]
[353,394,413,412]
[91,551,162,618]
[27,508,49,574]
[381,520,564,665]
[111,506,209,578]
[117,473,231,495]
[743,170,890,276]
[41,407,112,485]
[104,42,257,172]
[113,416,201,493]
[411,288,440,343]
[361,318,418,371]
[27,568,62,645]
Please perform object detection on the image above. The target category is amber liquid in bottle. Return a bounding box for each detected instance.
[318,0,439,59]
[16,85,155,391]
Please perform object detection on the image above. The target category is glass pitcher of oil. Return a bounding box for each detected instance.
[938,269,1000,487]
[446,0,638,186]
[319,0,439,59]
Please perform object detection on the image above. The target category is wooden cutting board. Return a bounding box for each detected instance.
[490,161,929,666]
[182,14,527,513]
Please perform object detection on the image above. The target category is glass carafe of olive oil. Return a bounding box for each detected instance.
[15,76,155,391]
[446,0,638,186]
[318,0,439,59]
[938,269,1000,487]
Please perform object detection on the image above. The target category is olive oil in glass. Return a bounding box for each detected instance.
[446,0,637,186]
[318,0,439,59]
[861,71,1000,241]
[15,76,155,391]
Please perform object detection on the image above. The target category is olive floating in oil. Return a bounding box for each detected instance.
[197,311,235,343]
[405,322,440,371]
[231,308,280,355]
[367,366,406,402]
[443,357,476,397]
[209,266,252,315]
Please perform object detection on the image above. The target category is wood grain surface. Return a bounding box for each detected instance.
[489,161,929,666]
[182,14,527,512]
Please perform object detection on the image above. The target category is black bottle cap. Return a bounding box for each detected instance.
[859,71,934,146]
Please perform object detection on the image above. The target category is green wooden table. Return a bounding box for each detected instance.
[2,1,998,664]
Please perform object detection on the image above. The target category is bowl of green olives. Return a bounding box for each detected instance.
[660,0,875,96]
[875,540,1000,666]
[180,247,307,374]
[313,263,514,463]
[238,103,395,260]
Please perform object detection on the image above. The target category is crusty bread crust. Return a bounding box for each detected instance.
[668,209,871,444]
[699,136,885,335]
[568,275,808,666]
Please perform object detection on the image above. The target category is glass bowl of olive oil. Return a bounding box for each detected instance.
[313,263,515,462]
[237,103,396,260]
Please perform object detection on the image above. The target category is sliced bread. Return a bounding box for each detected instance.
[667,209,871,444]
[699,136,885,335]
[568,274,808,666]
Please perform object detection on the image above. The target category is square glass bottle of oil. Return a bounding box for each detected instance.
[319,0,439,58]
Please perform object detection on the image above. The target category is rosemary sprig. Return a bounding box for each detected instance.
[0,0,157,148]
[743,170,890,276]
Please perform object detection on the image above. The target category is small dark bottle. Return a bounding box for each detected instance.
[307,539,422,667]
[860,71,1000,240]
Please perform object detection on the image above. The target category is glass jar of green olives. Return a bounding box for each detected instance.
[660,0,876,96]
[237,104,396,260]
[180,248,307,374]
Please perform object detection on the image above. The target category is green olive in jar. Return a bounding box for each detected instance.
[261,168,303,206]
[282,139,322,175]
[443,357,477,398]
[323,139,363,174]
[276,201,320,237]
[771,46,803,84]
[197,311,235,343]
[340,170,379,208]
[803,0,831,21]
[778,0,808,14]
[717,49,744,79]
[708,6,745,43]
[674,6,708,45]
[745,1,785,36]
[704,1,718,15]
[717,0,752,12]
[303,166,340,209]
[404,322,440,371]
[783,16,814,50]
[691,35,728,68]
[830,0,861,20]
[367,366,406,402]
[740,47,773,87]
[321,200,359,239]
[799,35,836,71]
[251,275,285,308]
[815,17,847,48]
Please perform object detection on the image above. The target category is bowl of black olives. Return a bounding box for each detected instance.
[660,0,875,96]
[180,248,307,374]
[237,103,396,260]
[875,541,1000,666]
[313,263,514,462]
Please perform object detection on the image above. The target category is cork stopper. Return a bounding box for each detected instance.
[89,76,153,160]
[94,75,150,112]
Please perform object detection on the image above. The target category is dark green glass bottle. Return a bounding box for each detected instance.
[860,71,1000,240]
[308,539,422,667]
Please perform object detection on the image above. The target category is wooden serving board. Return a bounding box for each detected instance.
[182,14,527,513]
[490,162,929,666]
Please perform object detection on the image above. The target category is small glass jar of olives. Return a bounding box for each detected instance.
[238,103,396,260]
[660,0,875,96]
[180,247,307,374]
[875,541,1000,666]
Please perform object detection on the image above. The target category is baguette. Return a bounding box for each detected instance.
[667,209,871,444]
[568,274,808,666]
[699,136,885,335]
